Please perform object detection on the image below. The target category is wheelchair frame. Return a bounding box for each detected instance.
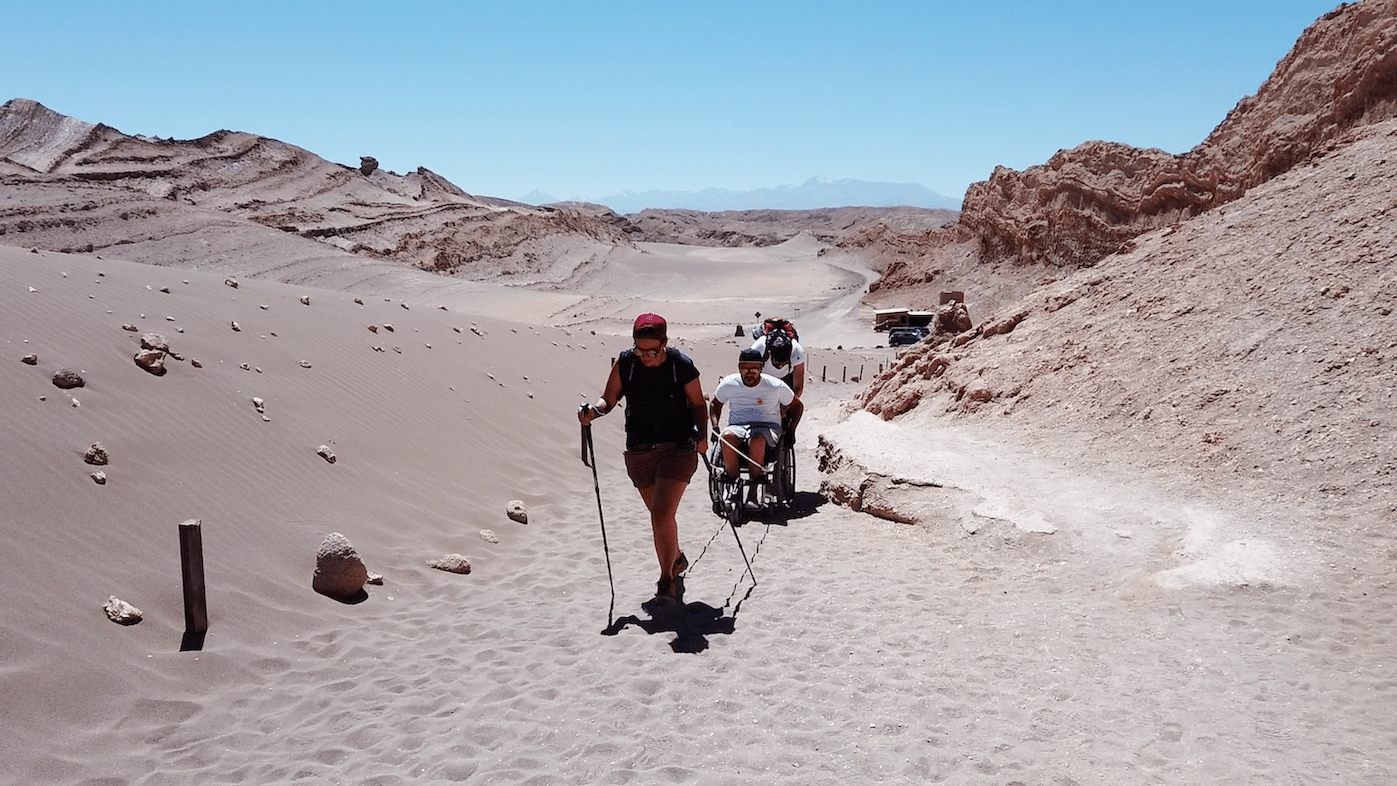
[706,429,796,524]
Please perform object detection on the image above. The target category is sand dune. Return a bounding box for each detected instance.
[3,236,1394,784]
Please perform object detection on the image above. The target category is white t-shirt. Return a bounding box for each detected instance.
[748,335,806,379]
[713,373,795,428]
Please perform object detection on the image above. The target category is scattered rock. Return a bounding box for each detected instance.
[84,443,109,466]
[140,332,168,352]
[367,572,384,585]
[981,310,1029,339]
[122,324,138,331]
[480,529,500,544]
[230,321,241,332]
[506,500,528,524]
[190,359,202,368]
[224,277,238,289]
[90,471,107,485]
[936,300,974,334]
[382,323,394,332]
[316,445,337,464]
[252,397,265,413]
[299,360,312,368]
[104,596,142,625]
[240,363,251,370]
[354,297,364,305]
[312,532,369,600]
[300,295,311,306]
[368,325,378,333]
[133,349,167,376]
[21,353,37,365]
[359,156,378,176]
[428,554,472,574]
[52,369,85,389]
[964,381,995,404]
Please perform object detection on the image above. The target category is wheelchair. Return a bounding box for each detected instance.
[706,426,796,524]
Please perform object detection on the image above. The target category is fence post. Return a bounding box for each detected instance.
[179,519,208,649]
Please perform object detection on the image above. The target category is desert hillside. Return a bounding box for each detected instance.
[858,116,1397,524]
[0,98,628,284]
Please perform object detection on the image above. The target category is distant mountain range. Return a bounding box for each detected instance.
[521,177,963,214]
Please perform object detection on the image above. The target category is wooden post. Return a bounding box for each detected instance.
[859,364,864,380]
[179,519,208,634]
[822,365,826,383]
[842,366,847,383]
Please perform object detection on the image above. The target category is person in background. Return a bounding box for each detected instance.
[749,330,805,398]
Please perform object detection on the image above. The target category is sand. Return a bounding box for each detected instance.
[2,239,1394,785]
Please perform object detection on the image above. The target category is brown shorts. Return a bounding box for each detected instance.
[624,443,698,488]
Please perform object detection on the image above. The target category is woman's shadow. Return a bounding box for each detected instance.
[602,579,755,653]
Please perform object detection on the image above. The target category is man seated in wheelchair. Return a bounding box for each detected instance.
[710,348,804,507]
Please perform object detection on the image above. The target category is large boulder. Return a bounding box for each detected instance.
[312,532,368,600]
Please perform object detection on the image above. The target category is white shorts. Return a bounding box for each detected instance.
[722,423,780,447]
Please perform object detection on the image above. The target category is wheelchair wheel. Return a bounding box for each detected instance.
[775,436,796,507]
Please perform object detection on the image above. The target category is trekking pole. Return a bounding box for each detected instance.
[580,407,617,624]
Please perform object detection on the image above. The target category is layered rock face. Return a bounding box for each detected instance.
[0,98,628,282]
[960,0,1397,270]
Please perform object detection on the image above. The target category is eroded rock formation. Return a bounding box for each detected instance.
[0,98,630,283]
[851,1,1397,301]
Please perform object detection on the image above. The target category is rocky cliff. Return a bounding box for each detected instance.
[853,0,1397,308]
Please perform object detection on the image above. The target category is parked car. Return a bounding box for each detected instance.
[888,327,929,346]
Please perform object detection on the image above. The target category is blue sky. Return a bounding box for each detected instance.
[4,1,1342,203]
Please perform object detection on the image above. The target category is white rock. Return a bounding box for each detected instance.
[104,596,142,625]
[506,500,528,524]
[427,554,471,574]
[317,445,337,464]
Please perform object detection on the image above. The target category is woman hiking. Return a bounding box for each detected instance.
[577,313,708,603]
